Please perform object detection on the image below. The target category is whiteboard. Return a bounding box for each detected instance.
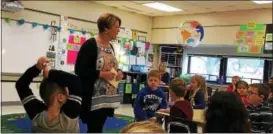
[2,19,54,73]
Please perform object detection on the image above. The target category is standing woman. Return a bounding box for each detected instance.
[158,62,170,85]
[75,13,123,133]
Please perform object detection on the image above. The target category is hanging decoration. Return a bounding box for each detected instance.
[32,22,39,28]
[17,19,25,25]
[177,20,204,48]
[69,29,75,34]
[43,24,49,30]
[1,17,95,38]
[57,26,62,32]
[82,30,87,35]
[5,17,11,23]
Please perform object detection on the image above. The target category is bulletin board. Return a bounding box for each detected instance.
[112,38,151,72]
[56,30,92,72]
[236,22,266,54]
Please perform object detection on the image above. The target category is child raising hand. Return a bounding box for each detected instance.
[15,56,82,133]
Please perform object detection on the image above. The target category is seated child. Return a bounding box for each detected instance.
[247,83,273,133]
[185,75,208,109]
[235,80,248,107]
[226,76,240,92]
[15,57,82,133]
[159,78,193,121]
[266,83,273,109]
[203,91,250,133]
[134,70,167,121]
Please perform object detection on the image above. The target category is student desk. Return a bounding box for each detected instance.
[156,110,205,132]
[156,109,205,125]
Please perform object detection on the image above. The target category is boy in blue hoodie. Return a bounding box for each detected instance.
[134,70,167,121]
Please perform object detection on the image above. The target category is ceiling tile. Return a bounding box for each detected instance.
[94,1,272,17]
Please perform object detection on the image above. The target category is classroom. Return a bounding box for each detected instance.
[1,0,273,133]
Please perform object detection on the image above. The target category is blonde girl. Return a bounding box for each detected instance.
[158,62,170,85]
[120,121,165,133]
[186,75,208,109]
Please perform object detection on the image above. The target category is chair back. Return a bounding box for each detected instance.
[167,116,198,133]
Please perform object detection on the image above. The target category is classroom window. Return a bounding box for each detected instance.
[226,58,264,83]
[189,56,221,81]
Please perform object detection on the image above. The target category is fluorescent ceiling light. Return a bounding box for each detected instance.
[143,2,182,12]
[252,1,272,4]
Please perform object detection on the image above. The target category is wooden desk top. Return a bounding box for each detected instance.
[159,85,169,88]
[156,109,205,124]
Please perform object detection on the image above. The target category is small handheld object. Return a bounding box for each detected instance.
[109,68,119,88]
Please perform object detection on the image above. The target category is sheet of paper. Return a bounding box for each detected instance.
[123,55,129,65]
[265,42,273,50]
[266,33,272,41]
[137,56,146,65]
[129,55,136,65]
[109,68,119,88]
[131,94,137,99]
[125,84,132,94]
[67,50,78,64]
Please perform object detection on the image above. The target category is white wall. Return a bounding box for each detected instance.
[2,1,153,41]
[1,1,153,103]
[151,8,272,45]
[2,82,42,102]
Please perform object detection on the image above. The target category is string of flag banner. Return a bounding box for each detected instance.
[2,17,96,36]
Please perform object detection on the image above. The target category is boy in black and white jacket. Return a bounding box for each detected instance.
[15,57,82,133]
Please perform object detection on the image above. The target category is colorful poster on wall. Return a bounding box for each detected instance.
[66,35,86,64]
[236,22,266,54]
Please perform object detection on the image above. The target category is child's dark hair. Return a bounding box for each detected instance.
[169,78,187,97]
[204,91,250,133]
[266,83,273,93]
[148,70,161,79]
[249,83,270,100]
[39,78,66,105]
[235,80,249,93]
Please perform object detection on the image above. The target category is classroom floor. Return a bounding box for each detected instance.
[1,104,202,132]
[1,104,134,116]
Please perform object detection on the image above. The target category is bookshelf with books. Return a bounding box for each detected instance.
[159,45,183,78]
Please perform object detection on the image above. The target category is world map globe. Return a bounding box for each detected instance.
[177,20,204,47]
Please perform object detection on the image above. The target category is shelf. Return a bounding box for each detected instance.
[159,45,183,77]
[161,52,183,55]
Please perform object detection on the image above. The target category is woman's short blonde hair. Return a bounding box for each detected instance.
[97,13,121,33]
[120,121,165,133]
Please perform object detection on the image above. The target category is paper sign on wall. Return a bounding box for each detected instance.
[236,23,266,54]
[66,35,86,64]
[247,22,256,29]
[67,50,78,64]
[266,33,272,41]
[264,42,273,50]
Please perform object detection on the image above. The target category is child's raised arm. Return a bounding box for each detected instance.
[15,57,48,119]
